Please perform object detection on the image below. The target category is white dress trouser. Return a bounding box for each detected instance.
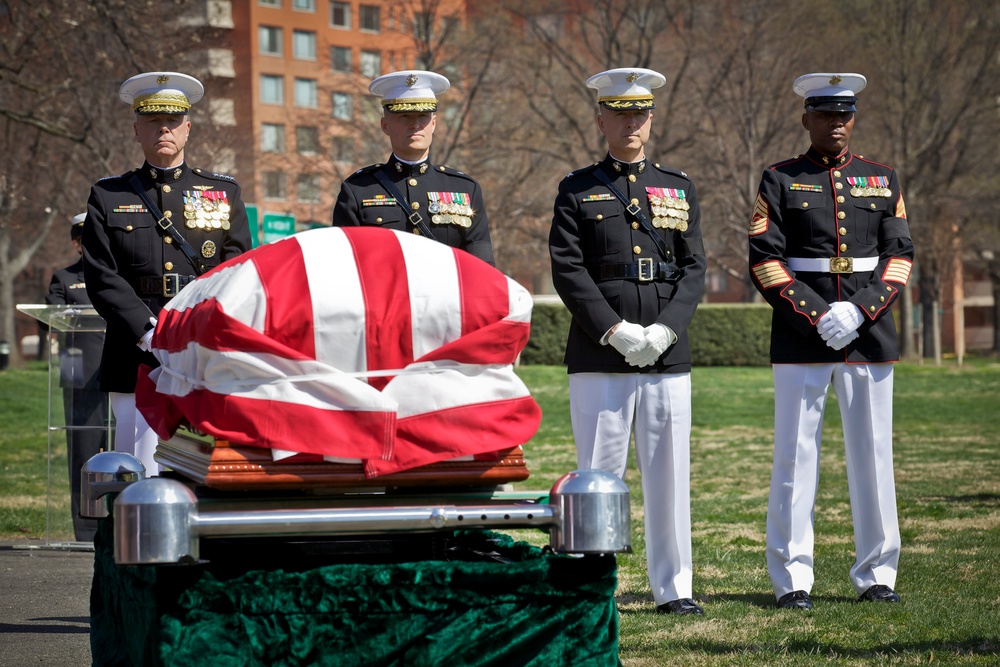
[569,372,693,605]
[109,392,160,475]
[766,363,900,599]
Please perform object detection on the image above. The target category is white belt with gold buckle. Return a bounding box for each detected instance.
[787,256,878,274]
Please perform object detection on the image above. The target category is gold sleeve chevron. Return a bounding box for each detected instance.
[883,258,912,285]
[895,193,907,219]
[752,261,792,289]
[749,193,768,236]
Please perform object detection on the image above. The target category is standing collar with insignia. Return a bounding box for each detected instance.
[805,146,851,169]
[142,161,190,182]
[387,154,431,177]
[602,153,648,177]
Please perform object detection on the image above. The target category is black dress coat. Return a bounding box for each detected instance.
[82,162,251,392]
[332,154,494,265]
[748,146,915,363]
[549,154,707,374]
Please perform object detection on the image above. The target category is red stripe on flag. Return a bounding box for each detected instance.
[253,239,316,358]
[365,395,542,477]
[349,229,413,390]
[455,250,511,336]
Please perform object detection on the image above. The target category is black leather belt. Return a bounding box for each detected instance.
[597,260,679,282]
[138,274,196,297]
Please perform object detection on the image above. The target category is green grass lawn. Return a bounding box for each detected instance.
[2,360,998,664]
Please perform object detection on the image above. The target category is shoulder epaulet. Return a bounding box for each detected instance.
[434,164,477,183]
[192,168,237,183]
[651,162,688,179]
[768,154,803,171]
[347,163,383,178]
[564,162,600,180]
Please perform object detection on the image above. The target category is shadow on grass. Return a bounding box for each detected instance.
[616,591,870,611]
[665,637,1000,659]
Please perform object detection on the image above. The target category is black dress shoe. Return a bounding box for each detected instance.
[777,590,813,609]
[858,584,900,603]
[656,598,704,615]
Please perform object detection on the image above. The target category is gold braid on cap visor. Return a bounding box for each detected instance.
[382,98,438,113]
[133,91,191,113]
[599,96,655,109]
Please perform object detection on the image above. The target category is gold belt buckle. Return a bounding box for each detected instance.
[829,257,853,274]
[637,258,654,282]
[163,273,180,297]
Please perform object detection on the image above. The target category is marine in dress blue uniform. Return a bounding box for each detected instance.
[549,68,708,615]
[332,70,494,265]
[45,214,108,541]
[82,72,251,474]
[748,73,914,609]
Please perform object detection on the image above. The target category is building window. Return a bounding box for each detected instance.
[361,96,381,122]
[413,12,432,43]
[292,30,316,60]
[297,174,322,203]
[331,136,356,164]
[259,25,282,56]
[296,126,320,155]
[263,171,287,200]
[332,92,352,120]
[330,46,351,73]
[292,0,314,11]
[359,4,380,32]
[259,0,280,7]
[330,1,350,28]
[359,50,381,78]
[260,74,284,104]
[261,123,285,153]
[294,78,318,108]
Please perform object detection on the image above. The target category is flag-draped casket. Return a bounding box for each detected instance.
[136,227,541,477]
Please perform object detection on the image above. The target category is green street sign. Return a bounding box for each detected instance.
[245,204,260,248]
[262,212,296,244]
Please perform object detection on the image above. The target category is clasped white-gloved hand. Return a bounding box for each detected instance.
[137,317,157,352]
[625,323,677,367]
[827,329,859,351]
[607,320,647,358]
[817,301,863,344]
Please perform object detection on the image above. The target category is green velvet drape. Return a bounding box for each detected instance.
[91,520,621,667]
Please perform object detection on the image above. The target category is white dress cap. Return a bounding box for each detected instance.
[369,70,450,113]
[793,73,867,111]
[586,67,666,109]
[119,72,204,114]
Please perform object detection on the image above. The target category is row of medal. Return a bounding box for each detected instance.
[647,188,689,231]
[846,176,892,198]
[428,192,473,228]
[183,191,232,230]
[851,187,892,198]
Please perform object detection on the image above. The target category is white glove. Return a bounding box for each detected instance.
[137,317,157,352]
[817,301,863,342]
[607,321,648,358]
[827,329,859,351]
[626,324,677,367]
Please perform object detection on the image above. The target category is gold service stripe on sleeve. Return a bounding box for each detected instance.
[753,261,792,289]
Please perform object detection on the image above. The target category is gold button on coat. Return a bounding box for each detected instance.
[408,178,417,186]
[164,262,174,271]
[162,185,171,193]
[376,217,383,223]
[164,210,172,218]
[810,310,817,317]
[880,296,885,302]
[870,305,876,312]
[802,202,809,208]
[596,214,603,221]
[839,227,847,235]
[413,229,421,235]
[833,170,841,177]
[837,211,846,219]
[840,243,848,251]
[165,237,173,244]
[799,300,806,307]
[837,196,845,203]
[630,198,639,205]
[871,203,877,210]
[628,174,636,182]
[788,290,795,296]
[411,202,420,210]
[631,222,639,229]
[125,225,133,231]
[836,182,843,189]
[633,245,642,254]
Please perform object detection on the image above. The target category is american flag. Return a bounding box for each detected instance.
[136,227,541,477]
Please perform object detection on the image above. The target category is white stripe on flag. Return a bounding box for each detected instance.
[397,232,463,359]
